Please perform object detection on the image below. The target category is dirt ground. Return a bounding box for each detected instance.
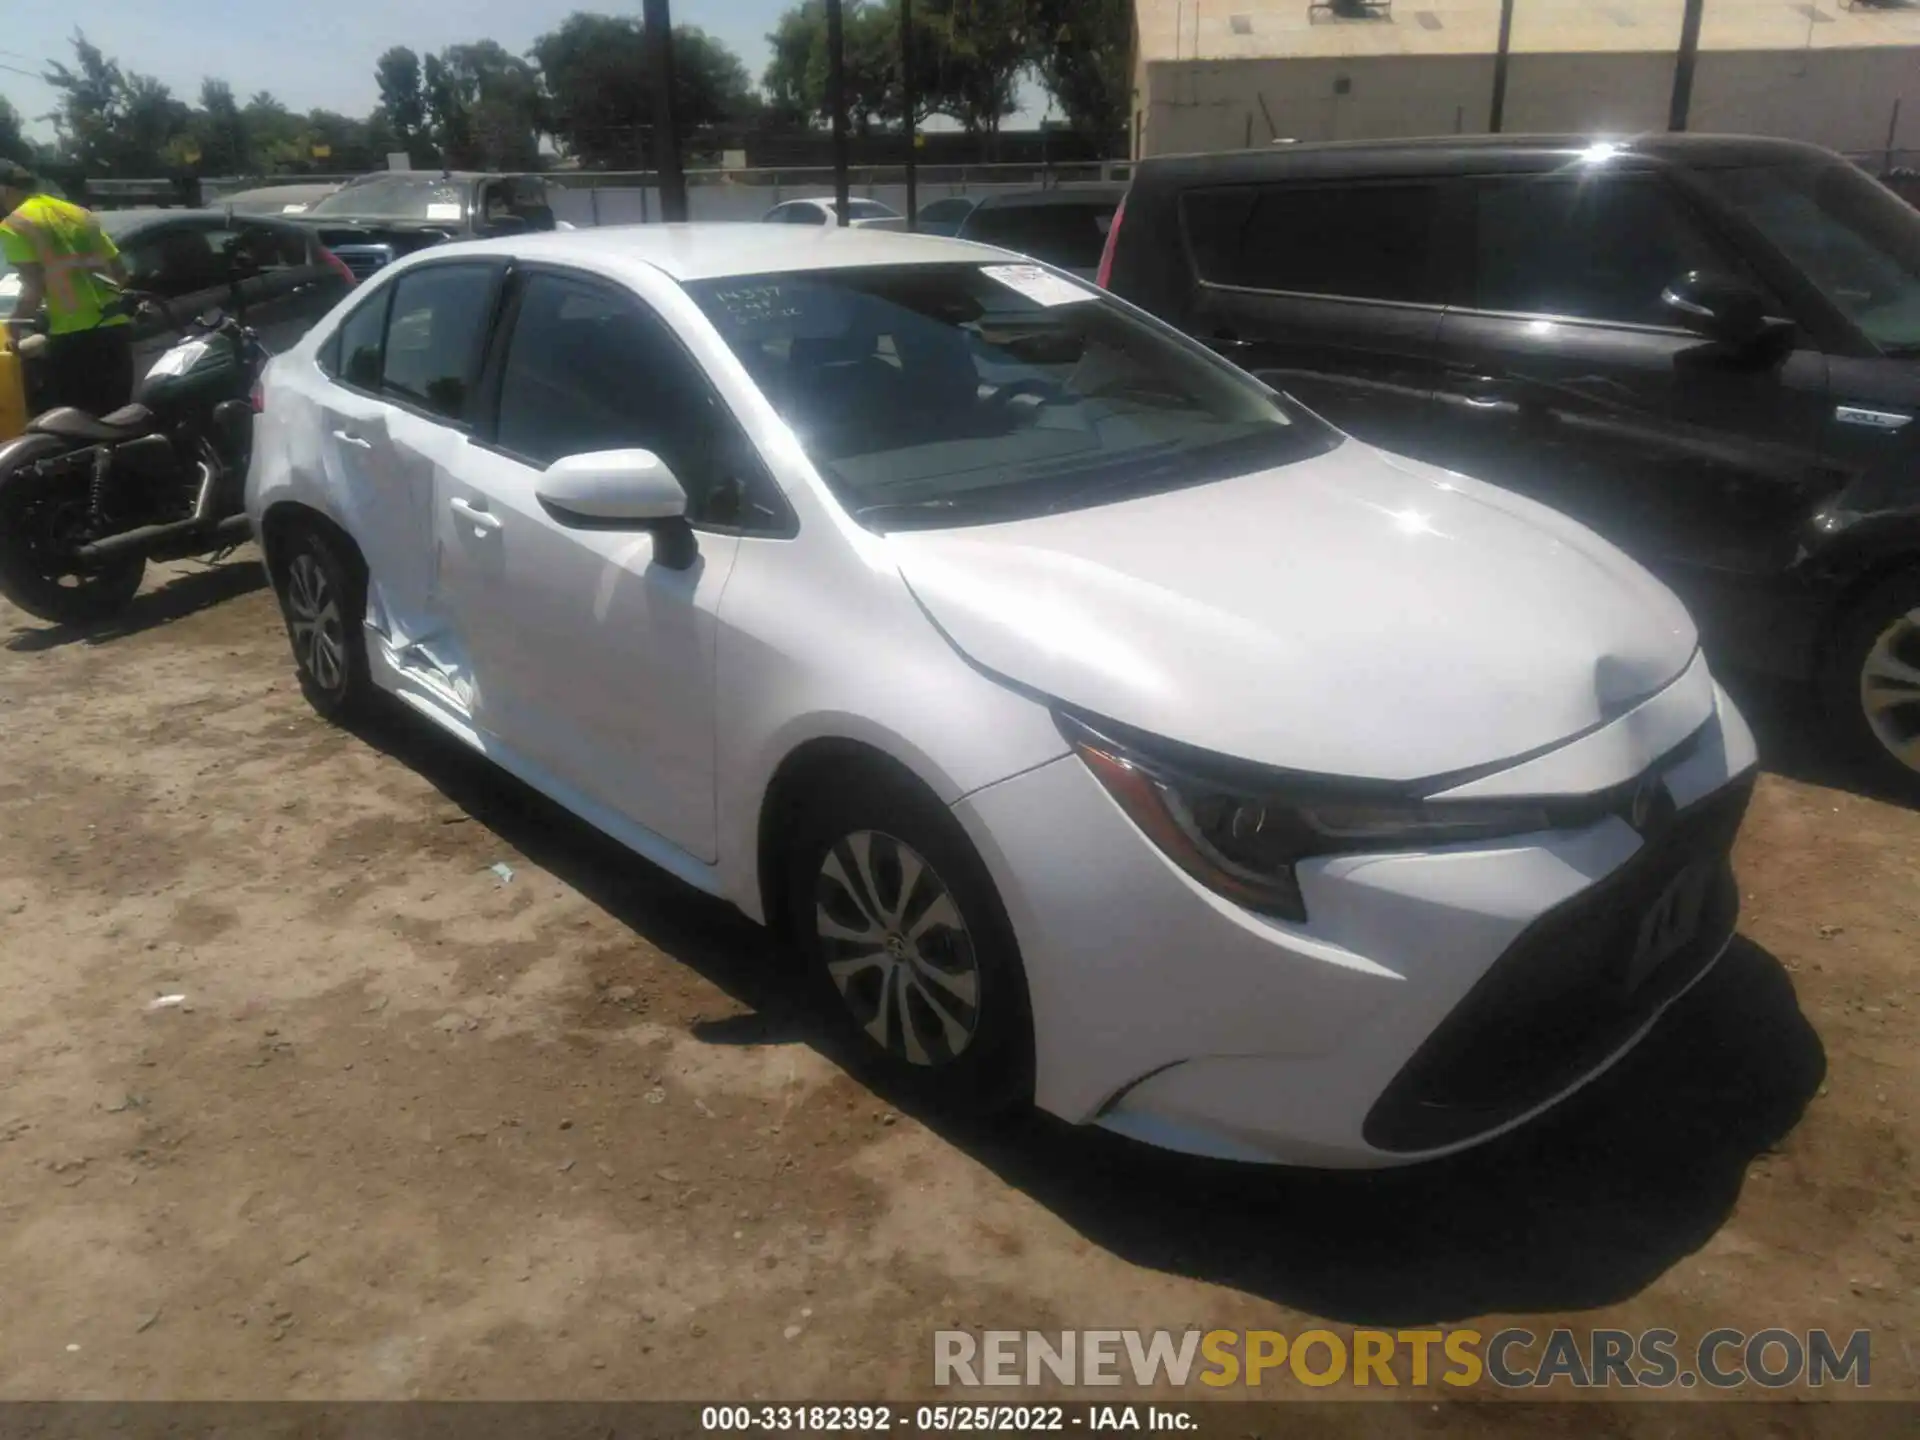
[0,554,1916,1414]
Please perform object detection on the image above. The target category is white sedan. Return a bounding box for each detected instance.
[762,197,905,229]
[245,225,1758,1167]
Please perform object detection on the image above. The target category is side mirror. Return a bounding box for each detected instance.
[535,449,697,567]
[1661,270,1772,346]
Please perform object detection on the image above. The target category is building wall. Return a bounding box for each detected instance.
[1140,47,1917,158]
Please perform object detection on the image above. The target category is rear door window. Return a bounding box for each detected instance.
[378,263,500,422]
[1181,182,1447,304]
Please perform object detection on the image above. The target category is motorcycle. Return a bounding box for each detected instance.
[0,296,267,624]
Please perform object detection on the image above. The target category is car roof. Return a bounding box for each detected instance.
[418,223,1015,281]
[970,186,1128,211]
[1135,132,1845,182]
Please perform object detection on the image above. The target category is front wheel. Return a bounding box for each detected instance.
[0,438,146,624]
[1824,569,1920,801]
[784,769,1035,1117]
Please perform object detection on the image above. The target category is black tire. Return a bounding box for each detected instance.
[1822,568,1920,802]
[784,767,1035,1117]
[0,437,146,625]
[271,523,374,723]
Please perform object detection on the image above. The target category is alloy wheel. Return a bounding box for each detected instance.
[814,830,981,1067]
[1860,606,1920,778]
[285,550,348,695]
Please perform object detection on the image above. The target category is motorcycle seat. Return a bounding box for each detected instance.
[28,404,160,443]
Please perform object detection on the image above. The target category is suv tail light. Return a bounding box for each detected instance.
[319,245,358,286]
[1095,195,1126,289]
[250,379,265,414]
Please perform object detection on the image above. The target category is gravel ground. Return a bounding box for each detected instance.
[0,555,1914,1419]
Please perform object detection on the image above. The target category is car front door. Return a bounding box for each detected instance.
[1429,168,1833,649]
[1176,179,1450,458]
[437,268,780,862]
[313,260,504,714]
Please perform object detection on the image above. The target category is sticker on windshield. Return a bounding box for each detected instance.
[425,202,464,221]
[979,264,1092,308]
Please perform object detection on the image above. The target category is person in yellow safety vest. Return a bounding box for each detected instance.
[0,158,135,418]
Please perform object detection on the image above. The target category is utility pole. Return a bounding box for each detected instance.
[1488,0,1515,133]
[643,0,688,222]
[901,0,918,231]
[826,0,852,225]
[1669,0,1706,131]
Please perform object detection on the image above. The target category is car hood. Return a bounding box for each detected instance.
[884,441,1700,783]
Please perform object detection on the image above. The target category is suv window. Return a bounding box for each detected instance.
[494,272,786,531]
[379,264,499,421]
[1469,175,1749,328]
[119,222,231,298]
[963,201,1118,270]
[1182,183,1446,304]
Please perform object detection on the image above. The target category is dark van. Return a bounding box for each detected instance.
[1100,135,1920,796]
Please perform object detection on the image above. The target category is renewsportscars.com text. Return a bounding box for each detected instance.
[933,1327,1872,1390]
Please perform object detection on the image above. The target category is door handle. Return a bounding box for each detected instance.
[331,428,373,450]
[1835,404,1912,431]
[450,496,503,533]
[1445,372,1510,409]
[1209,331,1255,353]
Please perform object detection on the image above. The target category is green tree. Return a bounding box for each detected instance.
[422,41,543,170]
[193,78,250,174]
[1029,0,1131,147]
[374,46,427,157]
[0,96,28,162]
[764,0,918,135]
[922,0,1028,136]
[534,13,755,168]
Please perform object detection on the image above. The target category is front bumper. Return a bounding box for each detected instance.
[951,681,1759,1168]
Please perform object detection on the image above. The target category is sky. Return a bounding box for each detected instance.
[2,0,802,143]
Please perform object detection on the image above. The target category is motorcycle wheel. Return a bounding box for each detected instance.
[0,436,146,624]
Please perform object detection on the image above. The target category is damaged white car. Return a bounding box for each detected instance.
[246,226,1758,1167]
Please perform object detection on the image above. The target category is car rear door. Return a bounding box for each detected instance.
[1175,178,1450,457]
[1429,166,1832,642]
[440,266,783,862]
[313,259,505,717]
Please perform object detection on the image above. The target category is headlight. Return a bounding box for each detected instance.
[1058,713,1555,922]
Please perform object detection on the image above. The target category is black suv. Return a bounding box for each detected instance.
[1101,135,1920,795]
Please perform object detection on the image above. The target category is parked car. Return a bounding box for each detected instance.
[217,182,344,217]
[12,208,354,381]
[1101,134,1920,796]
[926,186,1125,278]
[762,197,905,229]
[247,225,1757,1168]
[299,172,564,281]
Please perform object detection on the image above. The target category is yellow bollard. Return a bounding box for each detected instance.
[0,333,26,442]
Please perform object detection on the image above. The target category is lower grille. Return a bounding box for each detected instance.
[1362,774,1755,1154]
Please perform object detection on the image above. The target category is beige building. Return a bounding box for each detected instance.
[1131,0,1920,160]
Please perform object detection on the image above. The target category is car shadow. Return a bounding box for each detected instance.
[4,558,267,653]
[347,701,1826,1326]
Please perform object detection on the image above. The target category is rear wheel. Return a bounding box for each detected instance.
[784,768,1035,1117]
[272,523,374,723]
[0,439,146,624]
[1824,569,1920,801]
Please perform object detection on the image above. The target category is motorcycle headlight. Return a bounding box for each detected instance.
[1058,713,1555,922]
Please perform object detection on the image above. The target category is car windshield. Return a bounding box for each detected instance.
[309,176,468,222]
[684,262,1334,529]
[1698,161,1920,354]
